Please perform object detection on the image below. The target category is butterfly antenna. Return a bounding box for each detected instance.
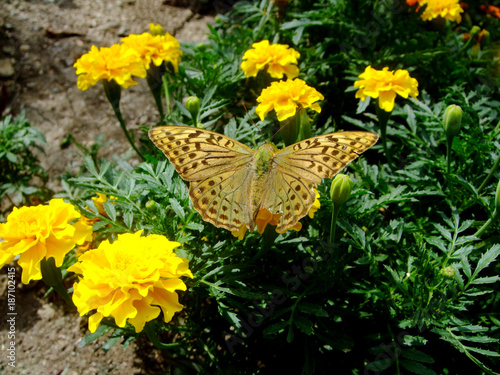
[270,107,302,142]
[242,102,264,138]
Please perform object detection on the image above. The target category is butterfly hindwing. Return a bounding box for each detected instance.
[190,167,253,232]
[149,126,255,181]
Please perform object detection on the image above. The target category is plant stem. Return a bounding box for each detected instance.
[474,210,499,238]
[329,204,340,246]
[146,64,165,119]
[477,154,500,194]
[376,104,395,169]
[446,136,453,175]
[102,80,145,160]
[162,74,171,115]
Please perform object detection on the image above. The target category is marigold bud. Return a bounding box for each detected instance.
[186,96,201,120]
[330,174,353,206]
[443,104,462,139]
[149,23,164,36]
[470,26,481,38]
[440,266,455,279]
[145,200,156,211]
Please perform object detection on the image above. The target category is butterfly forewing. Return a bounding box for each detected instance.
[149,126,255,181]
[274,132,379,183]
[268,131,379,232]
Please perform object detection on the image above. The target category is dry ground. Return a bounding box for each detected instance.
[0,0,214,373]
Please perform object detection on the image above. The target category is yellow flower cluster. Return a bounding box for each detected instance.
[407,0,464,23]
[74,24,182,90]
[241,40,300,79]
[0,199,92,284]
[421,0,464,23]
[354,66,419,112]
[68,231,193,333]
[74,44,147,90]
[256,78,324,122]
[121,32,182,72]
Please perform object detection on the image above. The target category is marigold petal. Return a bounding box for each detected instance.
[378,90,397,112]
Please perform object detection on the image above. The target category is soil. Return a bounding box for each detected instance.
[0,0,215,373]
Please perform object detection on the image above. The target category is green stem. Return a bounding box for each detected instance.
[446,136,453,175]
[477,154,500,194]
[40,257,75,308]
[162,74,171,115]
[102,80,145,160]
[376,104,395,169]
[146,64,165,119]
[474,210,499,238]
[329,204,340,246]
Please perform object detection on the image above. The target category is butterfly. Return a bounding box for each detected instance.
[149,126,378,234]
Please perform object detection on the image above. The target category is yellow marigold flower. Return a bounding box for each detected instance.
[308,189,321,219]
[68,231,193,333]
[256,79,324,121]
[354,66,419,112]
[420,0,464,23]
[0,199,92,284]
[241,40,300,79]
[74,44,147,90]
[121,32,182,72]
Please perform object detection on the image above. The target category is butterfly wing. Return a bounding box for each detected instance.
[149,126,255,181]
[266,131,379,232]
[148,126,256,231]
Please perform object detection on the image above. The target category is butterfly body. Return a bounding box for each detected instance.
[149,126,378,234]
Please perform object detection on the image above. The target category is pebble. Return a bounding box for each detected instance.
[0,58,15,77]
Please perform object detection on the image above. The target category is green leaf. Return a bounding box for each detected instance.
[472,245,500,279]
[263,320,289,336]
[297,302,329,317]
[471,276,500,285]
[364,358,394,372]
[401,348,435,364]
[293,316,314,335]
[400,359,436,375]
[169,198,186,221]
[103,201,117,221]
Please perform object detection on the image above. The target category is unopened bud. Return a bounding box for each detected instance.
[470,26,481,38]
[330,174,353,206]
[145,200,156,211]
[149,23,164,36]
[440,266,455,279]
[443,104,462,139]
[186,96,201,120]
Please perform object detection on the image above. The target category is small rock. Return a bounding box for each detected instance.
[20,44,30,52]
[0,58,15,77]
[2,46,15,55]
[37,304,56,321]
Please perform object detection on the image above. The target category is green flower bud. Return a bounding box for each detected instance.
[443,104,463,139]
[149,23,165,36]
[470,26,481,38]
[145,200,156,211]
[440,266,455,279]
[330,174,353,206]
[186,96,201,121]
